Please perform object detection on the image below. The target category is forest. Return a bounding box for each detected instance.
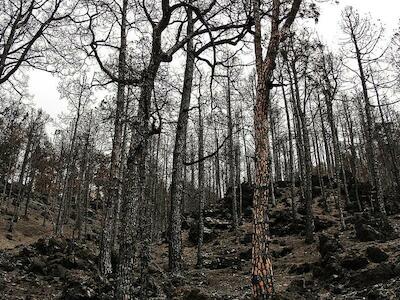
[0,0,400,299]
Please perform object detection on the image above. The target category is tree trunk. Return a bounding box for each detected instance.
[226,66,239,233]
[169,4,194,276]
[99,0,128,276]
[349,24,386,219]
[196,96,205,267]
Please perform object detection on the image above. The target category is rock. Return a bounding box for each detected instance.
[34,237,68,255]
[204,217,231,230]
[182,216,195,230]
[289,263,312,274]
[318,234,343,258]
[224,182,253,210]
[62,255,77,269]
[204,256,240,270]
[367,289,391,300]
[322,258,343,279]
[366,246,389,263]
[355,223,382,242]
[188,224,216,245]
[240,233,252,245]
[75,246,96,262]
[189,222,217,245]
[272,247,293,258]
[181,288,209,300]
[0,252,15,272]
[239,249,251,260]
[392,256,400,276]
[270,222,304,237]
[29,257,47,275]
[341,256,369,270]
[19,246,35,257]
[349,263,396,288]
[48,263,68,279]
[276,181,291,188]
[314,216,335,232]
[0,278,5,291]
[63,281,96,299]
[85,233,97,242]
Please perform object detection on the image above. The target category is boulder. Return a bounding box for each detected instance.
[63,281,96,300]
[318,234,343,258]
[0,252,15,272]
[272,247,293,258]
[355,223,382,242]
[181,288,209,300]
[240,233,252,245]
[366,246,389,263]
[204,256,240,270]
[188,224,216,245]
[182,216,195,230]
[204,217,231,230]
[341,256,369,270]
[349,263,396,288]
[29,257,47,275]
[48,263,68,279]
[289,263,312,275]
[239,249,251,260]
[314,216,336,232]
[34,237,68,255]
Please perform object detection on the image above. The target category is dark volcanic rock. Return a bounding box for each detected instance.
[315,234,346,280]
[188,224,216,245]
[340,256,369,270]
[318,234,343,258]
[272,247,293,258]
[223,182,254,211]
[34,237,68,255]
[0,252,15,272]
[204,256,240,270]
[355,223,382,242]
[289,263,312,274]
[314,216,336,232]
[181,216,195,230]
[204,216,231,230]
[270,210,305,236]
[239,249,251,260]
[63,281,96,299]
[366,246,389,263]
[349,263,396,288]
[181,288,209,300]
[240,233,252,245]
[29,257,47,275]
[48,263,68,279]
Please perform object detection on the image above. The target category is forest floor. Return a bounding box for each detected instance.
[0,190,400,299]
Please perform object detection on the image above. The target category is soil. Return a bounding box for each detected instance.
[0,188,399,299]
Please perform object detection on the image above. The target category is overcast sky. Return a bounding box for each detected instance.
[28,0,400,123]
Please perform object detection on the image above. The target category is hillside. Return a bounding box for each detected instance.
[1,184,399,300]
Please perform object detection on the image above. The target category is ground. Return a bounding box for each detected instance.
[0,189,399,299]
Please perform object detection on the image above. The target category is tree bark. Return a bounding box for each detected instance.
[169,3,194,276]
[99,0,128,276]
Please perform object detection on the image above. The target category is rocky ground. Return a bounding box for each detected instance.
[0,184,399,299]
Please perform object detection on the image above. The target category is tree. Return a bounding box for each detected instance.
[251,0,302,297]
[0,0,75,85]
[341,7,387,220]
[99,0,128,276]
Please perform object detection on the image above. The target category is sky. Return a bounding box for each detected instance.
[28,0,400,123]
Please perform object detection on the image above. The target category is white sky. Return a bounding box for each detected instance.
[28,0,400,122]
